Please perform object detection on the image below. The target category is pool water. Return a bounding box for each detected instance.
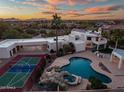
[64,75,76,82]
[62,57,111,83]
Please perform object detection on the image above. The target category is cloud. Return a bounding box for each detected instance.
[41,11,54,15]
[8,0,124,20]
[84,5,124,13]
[41,11,63,15]
[12,0,110,14]
[47,0,107,6]
[47,0,66,5]
[69,4,124,18]
[17,0,41,7]
[40,7,111,17]
[41,9,75,15]
[15,0,108,7]
[70,11,110,17]
[65,10,78,14]
[0,6,31,11]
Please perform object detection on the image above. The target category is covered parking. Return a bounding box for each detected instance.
[110,49,124,69]
[19,44,48,54]
[9,46,23,57]
[0,39,48,59]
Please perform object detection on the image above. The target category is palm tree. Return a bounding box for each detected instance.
[111,29,122,49]
[51,13,62,56]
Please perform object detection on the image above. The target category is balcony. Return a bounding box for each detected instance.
[92,37,107,45]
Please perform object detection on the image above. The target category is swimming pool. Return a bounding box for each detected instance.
[62,57,111,83]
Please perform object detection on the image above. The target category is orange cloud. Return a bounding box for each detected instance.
[47,0,76,6]
[43,4,56,11]
[68,0,76,6]
[47,0,66,5]
[17,0,108,9]
[39,4,61,14]
[85,5,123,13]
[66,10,78,14]
[47,0,105,6]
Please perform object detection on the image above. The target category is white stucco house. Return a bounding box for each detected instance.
[72,28,107,50]
[0,28,107,58]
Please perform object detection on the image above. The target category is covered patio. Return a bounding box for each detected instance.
[110,49,124,69]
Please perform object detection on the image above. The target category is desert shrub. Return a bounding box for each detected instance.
[88,76,107,89]
[63,44,72,54]
[58,48,64,57]
[50,49,55,54]
[46,54,51,63]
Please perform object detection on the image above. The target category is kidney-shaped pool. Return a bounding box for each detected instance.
[61,57,111,83]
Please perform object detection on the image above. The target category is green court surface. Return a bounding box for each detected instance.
[0,57,41,88]
[17,57,41,65]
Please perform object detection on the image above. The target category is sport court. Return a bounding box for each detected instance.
[0,56,42,91]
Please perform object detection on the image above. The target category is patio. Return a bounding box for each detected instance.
[49,51,124,91]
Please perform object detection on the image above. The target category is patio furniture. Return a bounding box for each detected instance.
[94,51,105,58]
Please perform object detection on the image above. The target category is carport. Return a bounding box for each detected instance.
[110,49,124,69]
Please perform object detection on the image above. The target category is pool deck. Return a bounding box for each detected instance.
[50,51,124,91]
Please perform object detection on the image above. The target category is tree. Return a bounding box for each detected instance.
[0,22,10,39]
[21,33,33,38]
[58,48,64,57]
[111,29,122,49]
[101,31,109,39]
[88,76,107,89]
[2,29,33,39]
[2,29,22,39]
[26,29,38,35]
[51,13,62,56]
[45,54,51,63]
[47,31,56,37]
[63,44,72,54]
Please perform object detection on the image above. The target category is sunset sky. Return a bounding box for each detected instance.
[0,0,124,20]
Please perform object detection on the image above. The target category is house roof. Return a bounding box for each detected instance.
[113,49,124,59]
[0,35,69,48]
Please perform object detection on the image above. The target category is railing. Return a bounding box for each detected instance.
[92,37,107,45]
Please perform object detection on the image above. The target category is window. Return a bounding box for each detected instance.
[10,51,12,56]
[87,43,91,46]
[87,37,91,40]
[75,35,80,40]
[96,37,99,41]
